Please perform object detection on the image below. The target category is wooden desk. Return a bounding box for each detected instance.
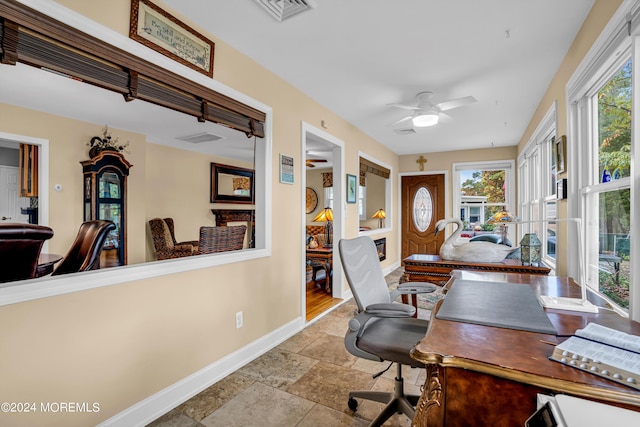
[306,247,332,293]
[411,271,640,427]
[35,253,62,277]
[402,254,550,286]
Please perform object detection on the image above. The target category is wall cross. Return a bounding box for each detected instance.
[416,155,427,171]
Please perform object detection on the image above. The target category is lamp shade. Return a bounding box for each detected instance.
[372,209,386,219]
[372,208,386,228]
[487,208,519,224]
[312,207,333,223]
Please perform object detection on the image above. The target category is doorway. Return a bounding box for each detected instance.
[0,134,49,229]
[401,174,446,260]
[302,122,344,322]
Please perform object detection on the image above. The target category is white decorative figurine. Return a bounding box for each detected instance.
[435,218,518,263]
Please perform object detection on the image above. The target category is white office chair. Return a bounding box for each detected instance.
[339,236,437,426]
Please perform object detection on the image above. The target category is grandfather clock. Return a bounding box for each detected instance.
[81,151,133,267]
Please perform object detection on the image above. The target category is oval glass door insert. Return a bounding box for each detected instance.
[413,187,433,232]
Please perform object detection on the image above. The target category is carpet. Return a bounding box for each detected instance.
[385,267,444,313]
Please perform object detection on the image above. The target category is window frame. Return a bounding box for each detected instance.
[566,0,640,319]
[452,160,516,239]
[518,103,558,270]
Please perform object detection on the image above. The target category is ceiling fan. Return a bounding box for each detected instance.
[306,159,328,168]
[388,91,477,128]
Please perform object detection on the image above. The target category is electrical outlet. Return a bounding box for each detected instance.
[235,311,243,329]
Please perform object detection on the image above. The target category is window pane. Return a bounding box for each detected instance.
[460,170,506,203]
[413,187,433,232]
[545,201,557,260]
[596,188,630,308]
[598,59,631,183]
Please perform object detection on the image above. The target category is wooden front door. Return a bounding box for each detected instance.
[401,174,445,260]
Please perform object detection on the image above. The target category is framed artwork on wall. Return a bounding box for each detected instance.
[346,174,357,203]
[130,0,215,77]
[555,135,566,174]
[279,154,294,184]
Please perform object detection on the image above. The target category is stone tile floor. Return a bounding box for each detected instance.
[147,292,431,427]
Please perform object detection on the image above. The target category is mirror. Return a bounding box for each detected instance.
[211,163,254,204]
[358,156,391,231]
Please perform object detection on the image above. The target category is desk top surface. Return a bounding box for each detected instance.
[411,270,640,407]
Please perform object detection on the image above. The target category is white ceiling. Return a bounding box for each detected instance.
[163,0,595,155]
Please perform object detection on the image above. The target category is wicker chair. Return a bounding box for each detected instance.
[148,218,198,260]
[197,225,247,254]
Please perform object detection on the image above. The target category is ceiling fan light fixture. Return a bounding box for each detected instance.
[412,113,439,127]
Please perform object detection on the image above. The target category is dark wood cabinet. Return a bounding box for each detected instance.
[81,151,132,267]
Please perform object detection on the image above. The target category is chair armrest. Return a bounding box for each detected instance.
[365,302,415,318]
[397,281,437,294]
[348,303,416,337]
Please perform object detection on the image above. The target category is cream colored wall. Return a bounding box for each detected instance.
[144,143,254,260]
[399,146,518,217]
[515,0,623,275]
[0,1,399,426]
[0,103,148,265]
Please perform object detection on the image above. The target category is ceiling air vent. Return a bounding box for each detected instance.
[254,0,317,22]
[394,128,416,135]
[177,132,224,144]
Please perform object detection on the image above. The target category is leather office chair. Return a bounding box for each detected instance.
[148,218,198,260]
[339,236,436,426]
[52,220,116,275]
[0,223,54,283]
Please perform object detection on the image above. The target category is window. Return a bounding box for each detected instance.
[518,104,557,268]
[453,161,515,241]
[324,187,334,210]
[581,58,632,310]
[358,185,366,220]
[568,5,640,316]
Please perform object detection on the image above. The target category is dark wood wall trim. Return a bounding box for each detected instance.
[0,0,265,138]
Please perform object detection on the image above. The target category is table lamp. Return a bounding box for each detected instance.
[312,207,333,248]
[372,209,386,228]
[487,208,519,245]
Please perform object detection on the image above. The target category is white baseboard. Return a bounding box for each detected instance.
[98,317,305,427]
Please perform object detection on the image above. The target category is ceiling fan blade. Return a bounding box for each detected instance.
[387,103,421,111]
[389,115,414,127]
[307,159,327,163]
[305,162,316,168]
[436,96,477,112]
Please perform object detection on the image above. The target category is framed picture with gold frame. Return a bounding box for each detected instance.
[129,0,215,77]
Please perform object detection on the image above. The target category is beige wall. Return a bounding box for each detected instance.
[399,146,518,216]
[0,1,399,426]
[0,103,149,265]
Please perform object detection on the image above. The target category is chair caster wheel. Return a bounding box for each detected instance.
[348,397,358,411]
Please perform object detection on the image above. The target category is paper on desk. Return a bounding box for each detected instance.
[555,394,640,426]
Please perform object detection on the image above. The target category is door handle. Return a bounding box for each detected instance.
[1,217,12,220]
